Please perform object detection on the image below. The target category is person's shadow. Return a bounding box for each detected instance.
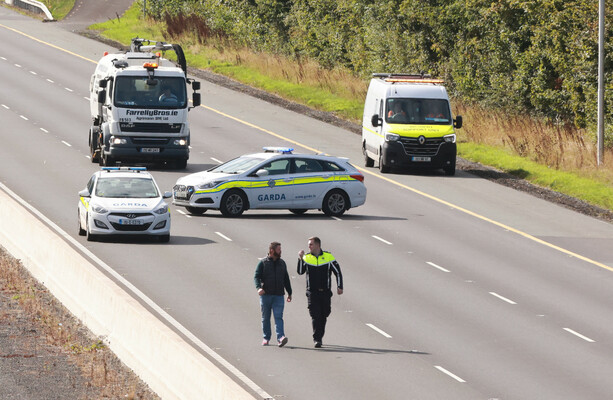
[284,344,429,355]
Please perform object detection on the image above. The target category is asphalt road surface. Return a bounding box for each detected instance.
[2,6,613,400]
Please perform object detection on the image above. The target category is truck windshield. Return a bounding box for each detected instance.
[386,98,451,125]
[113,76,187,109]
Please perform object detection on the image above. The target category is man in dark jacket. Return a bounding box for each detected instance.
[254,242,292,347]
[297,236,343,348]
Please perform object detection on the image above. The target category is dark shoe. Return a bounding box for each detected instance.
[314,341,322,348]
[278,336,288,347]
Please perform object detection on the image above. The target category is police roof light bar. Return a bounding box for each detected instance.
[263,147,294,154]
[101,167,147,172]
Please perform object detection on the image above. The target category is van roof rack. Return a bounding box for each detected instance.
[372,73,444,84]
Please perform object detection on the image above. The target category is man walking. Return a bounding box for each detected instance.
[254,242,292,347]
[297,236,343,348]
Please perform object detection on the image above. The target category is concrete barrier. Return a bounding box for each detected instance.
[0,184,257,400]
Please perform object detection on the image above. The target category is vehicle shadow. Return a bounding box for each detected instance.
[92,235,214,245]
[183,213,406,222]
[284,344,429,355]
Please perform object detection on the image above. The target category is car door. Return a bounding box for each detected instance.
[247,158,294,209]
[291,158,336,208]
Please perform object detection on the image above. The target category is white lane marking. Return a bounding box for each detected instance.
[366,323,392,338]
[29,70,37,75]
[563,328,595,343]
[489,292,517,305]
[20,115,28,121]
[435,366,466,383]
[426,261,450,272]
[83,97,89,101]
[372,235,392,245]
[0,56,6,60]
[1,104,8,109]
[40,128,48,133]
[331,216,342,221]
[14,63,21,67]
[65,87,73,92]
[61,141,72,147]
[215,232,232,241]
[210,157,222,164]
[176,209,191,218]
[0,181,273,400]
[46,78,54,83]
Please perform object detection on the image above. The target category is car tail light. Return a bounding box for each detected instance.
[350,174,364,182]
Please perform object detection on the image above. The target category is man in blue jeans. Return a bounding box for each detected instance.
[254,242,292,347]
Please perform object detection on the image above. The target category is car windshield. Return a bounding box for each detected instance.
[95,177,159,198]
[209,156,266,174]
[385,98,451,125]
[113,76,187,109]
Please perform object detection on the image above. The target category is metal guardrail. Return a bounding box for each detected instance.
[9,0,54,21]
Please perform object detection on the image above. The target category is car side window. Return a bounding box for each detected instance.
[294,158,325,174]
[260,159,290,176]
[87,175,96,194]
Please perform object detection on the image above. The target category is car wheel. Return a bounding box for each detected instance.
[158,234,170,243]
[363,143,374,168]
[78,211,86,236]
[289,209,308,215]
[185,206,207,215]
[220,190,247,217]
[322,189,348,217]
[379,151,390,173]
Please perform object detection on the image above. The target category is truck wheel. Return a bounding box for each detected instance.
[379,151,390,173]
[220,190,247,217]
[186,206,206,215]
[363,143,374,167]
[174,159,188,169]
[322,189,348,217]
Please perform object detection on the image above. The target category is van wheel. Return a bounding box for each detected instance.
[379,152,390,173]
[444,156,456,176]
[220,190,247,217]
[322,189,348,217]
[363,143,374,167]
[186,206,206,215]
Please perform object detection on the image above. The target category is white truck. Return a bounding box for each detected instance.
[89,38,201,169]
[362,73,462,175]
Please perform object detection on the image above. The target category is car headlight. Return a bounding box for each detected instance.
[111,136,127,145]
[443,134,456,143]
[90,204,108,214]
[197,180,225,190]
[385,133,400,142]
[173,138,188,146]
[154,204,169,215]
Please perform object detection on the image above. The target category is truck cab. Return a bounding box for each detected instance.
[362,73,462,175]
[89,38,201,169]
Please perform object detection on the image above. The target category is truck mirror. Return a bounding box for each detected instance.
[192,93,201,108]
[98,79,107,88]
[192,81,201,91]
[371,114,381,127]
[454,115,463,129]
[97,90,106,104]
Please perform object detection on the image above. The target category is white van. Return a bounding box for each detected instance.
[361,73,462,175]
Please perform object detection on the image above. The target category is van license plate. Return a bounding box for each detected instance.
[142,148,160,153]
[412,156,431,162]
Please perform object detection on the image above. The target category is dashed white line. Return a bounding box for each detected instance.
[40,128,48,133]
[331,216,342,221]
[435,366,466,383]
[176,209,191,218]
[563,328,595,343]
[14,63,21,68]
[84,97,90,101]
[61,141,72,147]
[20,115,28,121]
[29,70,37,75]
[0,57,6,60]
[211,157,223,164]
[46,78,54,83]
[1,104,8,109]
[489,292,517,305]
[215,232,232,241]
[426,261,450,272]
[65,87,73,92]
[372,235,392,245]
[366,323,392,338]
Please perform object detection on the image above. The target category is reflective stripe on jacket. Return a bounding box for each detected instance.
[297,251,343,293]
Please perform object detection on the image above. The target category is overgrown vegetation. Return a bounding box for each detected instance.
[41,0,73,20]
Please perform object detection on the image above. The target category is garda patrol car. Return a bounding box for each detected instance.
[78,167,172,242]
[362,73,463,175]
[172,147,366,217]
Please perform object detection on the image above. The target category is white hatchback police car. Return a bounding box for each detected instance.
[173,147,366,217]
[78,167,172,242]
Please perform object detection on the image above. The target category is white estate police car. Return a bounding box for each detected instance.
[78,167,172,242]
[173,147,367,217]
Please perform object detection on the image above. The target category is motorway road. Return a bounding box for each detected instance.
[2,8,613,399]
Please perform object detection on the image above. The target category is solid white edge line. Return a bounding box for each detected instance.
[372,235,392,245]
[61,141,71,147]
[366,323,392,338]
[563,328,595,343]
[435,366,466,383]
[489,292,517,305]
[0,182,272,399]
[215,232,233,241]
[426,261,450,272]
